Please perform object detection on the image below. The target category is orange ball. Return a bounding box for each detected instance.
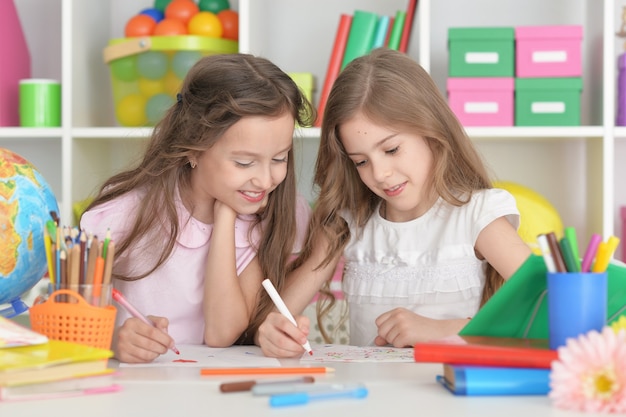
[188,12,222,37]
[217,9,238,41]
[153,18,188,36]
[165,0,199,25]
[125,14,157,37]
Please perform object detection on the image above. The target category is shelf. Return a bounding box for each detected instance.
[0,0,622,248]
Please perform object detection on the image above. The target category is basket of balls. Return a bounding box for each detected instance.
[103,0,238,127]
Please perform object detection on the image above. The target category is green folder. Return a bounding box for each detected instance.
[460,254,626,339]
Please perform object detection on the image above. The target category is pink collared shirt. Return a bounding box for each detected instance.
[81,189,311,344]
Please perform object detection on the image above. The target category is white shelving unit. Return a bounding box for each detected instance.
[2,0,625,258]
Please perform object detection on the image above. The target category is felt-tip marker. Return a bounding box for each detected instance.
[220,376,315,393]
[112,288,180,355]
[269,384,368,407]
[262,279,313,356]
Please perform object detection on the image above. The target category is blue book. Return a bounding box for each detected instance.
[371,15,391,49]
[436,364,550,396]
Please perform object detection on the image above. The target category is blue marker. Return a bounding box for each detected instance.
[269,384,368,407]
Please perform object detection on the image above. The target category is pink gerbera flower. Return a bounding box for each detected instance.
[549,327,626,413]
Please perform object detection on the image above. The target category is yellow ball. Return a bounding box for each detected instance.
[138,77,165,97]
[494,181,564,254]
[187,11,223,37]
[116,94,147,127]
[162,71,183,97]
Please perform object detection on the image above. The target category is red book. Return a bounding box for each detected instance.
[384,17,395,46]
[315,14,352,127]
[399,0,418,53]
[413,335,558,369]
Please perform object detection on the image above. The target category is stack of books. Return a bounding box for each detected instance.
[0,316,120,401]
[413,334,556,396]
[316,0,419,126]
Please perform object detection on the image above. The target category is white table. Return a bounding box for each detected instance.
[1,352,583,417]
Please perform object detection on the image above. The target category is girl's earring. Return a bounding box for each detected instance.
[190,161,197,169]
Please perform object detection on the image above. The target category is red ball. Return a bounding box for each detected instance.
[165,0,199,25]
[153,18,188,36]
[217,9,238,41]
[125,14,157,37]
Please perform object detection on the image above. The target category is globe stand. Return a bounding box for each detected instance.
[0,297,30,318]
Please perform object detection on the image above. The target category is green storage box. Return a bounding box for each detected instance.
[448,27,515,77]
[515,77,582,126]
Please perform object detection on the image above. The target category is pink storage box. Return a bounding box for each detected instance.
[447,77,514,126]
[516,25,582,78]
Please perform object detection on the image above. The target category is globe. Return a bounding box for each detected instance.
[0,148,59,317]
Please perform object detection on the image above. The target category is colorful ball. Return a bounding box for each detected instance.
[110,56,138,82]
[172,50,202,79]
[162,71,183,96]
[146,93,175,124]
[140,7,165,23]
[154,0,174,13]
[138,77,165,97]
[136,51,169,80]
[198,0,230,14]
[494,181,564,254]
[165,0,200,25]
[188,11,223,37]
[116,94,147,127]
[153,17,188,35]
[125,14,157,37]
[217,9,238,41]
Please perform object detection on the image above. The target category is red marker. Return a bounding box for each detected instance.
[112,288,180,355]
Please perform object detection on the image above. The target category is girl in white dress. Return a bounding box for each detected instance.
[257,48,532,357]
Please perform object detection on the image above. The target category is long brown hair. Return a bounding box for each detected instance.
[298,48,502,341]
[83,53,315,343]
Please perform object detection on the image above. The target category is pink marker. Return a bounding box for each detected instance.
[580,233,602,273]
[112,288,180,355]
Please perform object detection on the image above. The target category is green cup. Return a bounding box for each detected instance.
[19,79,61,127]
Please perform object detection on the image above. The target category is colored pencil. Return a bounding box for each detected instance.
[200,367,334,376]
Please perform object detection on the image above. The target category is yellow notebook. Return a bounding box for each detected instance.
[0,339,113,386]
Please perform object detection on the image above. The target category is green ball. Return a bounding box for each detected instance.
[153,0,174,12]
[146,93,174,125]
[110,56,138,82]
[172,50,202,79]
[137,51,169,80]
[198,0,230,13]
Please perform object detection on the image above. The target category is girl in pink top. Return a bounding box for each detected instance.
[80,54,314,363]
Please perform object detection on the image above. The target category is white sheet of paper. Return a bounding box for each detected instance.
[301,345,414,362]
[119,345,281,367]
[119,344,414,367]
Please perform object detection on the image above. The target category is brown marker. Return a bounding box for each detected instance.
[219,376,315,393]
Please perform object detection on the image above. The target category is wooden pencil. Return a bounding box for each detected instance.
[100,240,115,306]
[68,244,81,302]
[84,236,98,304]
[79,230,87,284]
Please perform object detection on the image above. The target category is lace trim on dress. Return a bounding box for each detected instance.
[342,260,484,305]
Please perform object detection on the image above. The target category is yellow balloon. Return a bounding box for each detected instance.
[494,181,564,254]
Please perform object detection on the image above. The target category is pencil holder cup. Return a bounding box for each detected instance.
[547,272,607,350]
[29,288,117,350]
[40,283,113,307]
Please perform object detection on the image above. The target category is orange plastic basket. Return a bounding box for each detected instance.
[29,289,117,350]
